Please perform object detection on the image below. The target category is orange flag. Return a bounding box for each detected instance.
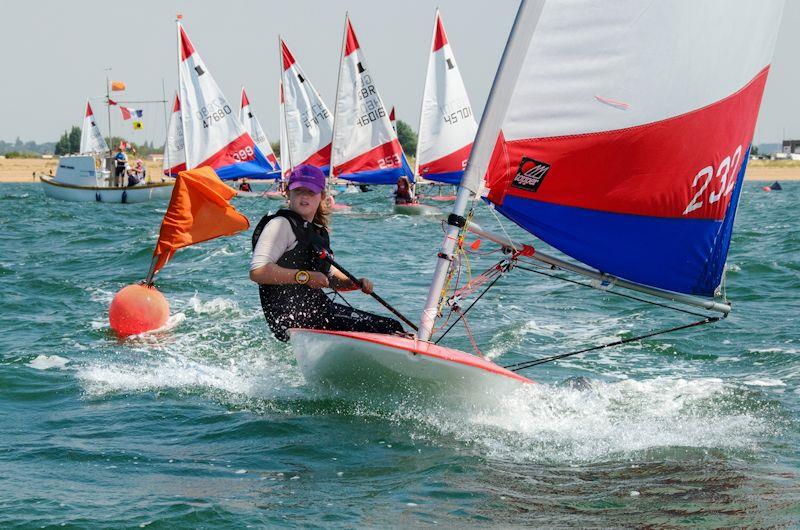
[110,81,126,91]
[152,166,249,274]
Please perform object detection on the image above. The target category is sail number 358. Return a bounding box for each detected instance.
[682,145,742,215]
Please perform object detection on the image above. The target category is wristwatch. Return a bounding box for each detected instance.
[295,270,310,285]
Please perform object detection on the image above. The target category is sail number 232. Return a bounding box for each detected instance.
[682,145,742,215]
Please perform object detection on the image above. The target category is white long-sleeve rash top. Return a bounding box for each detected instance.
[250,217,298,271]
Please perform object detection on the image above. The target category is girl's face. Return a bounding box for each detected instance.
[289,187,322,220]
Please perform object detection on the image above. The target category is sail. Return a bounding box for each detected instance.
[80,101,108,154]
[239,86,281,177]
[468,0,784,297]
[280,38,333,172]
[163,92,186,176]
[331,17,413,185]
[416,11,477,185]
[177,21,276,180]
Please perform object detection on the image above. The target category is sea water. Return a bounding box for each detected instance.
[0,182,798,527]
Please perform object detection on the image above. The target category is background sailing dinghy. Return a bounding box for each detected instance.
[41,101,173,203]
[234,86,281,199]
[290,0,785,397]
[415,10,477,189]
[280,37,350,211]
[328,16,418,214]
[262,80,290,202]
[413,11,475,205]
[175,20,279,188]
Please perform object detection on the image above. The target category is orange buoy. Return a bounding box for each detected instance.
[762,186,772,192]
[109,284,169,336]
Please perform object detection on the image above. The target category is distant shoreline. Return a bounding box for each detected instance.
[1,157,798,183]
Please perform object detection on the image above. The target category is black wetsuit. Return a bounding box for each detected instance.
[394,187,414,205]
[252,209,404,342]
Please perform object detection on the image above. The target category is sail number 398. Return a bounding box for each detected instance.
[682,145,742,215]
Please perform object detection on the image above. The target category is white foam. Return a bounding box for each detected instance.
[77,351,294,399]
[742,378,786,387]
[391,376,773,463]
[28,355,70,370]
[187,294,238,315]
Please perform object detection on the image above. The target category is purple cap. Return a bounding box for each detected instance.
[287,164,325,194]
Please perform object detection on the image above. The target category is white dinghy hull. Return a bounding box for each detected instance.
[290,329,532,398]
[41,176,173,203]
[393,203,439,216]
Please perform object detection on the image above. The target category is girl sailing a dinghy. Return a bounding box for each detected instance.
[250,165,404,341]
[394,176,416,205]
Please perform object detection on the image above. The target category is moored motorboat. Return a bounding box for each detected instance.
[40,155,173,203]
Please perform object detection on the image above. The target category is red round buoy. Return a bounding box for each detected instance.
[762,186,772,192]
[109,284,170,336]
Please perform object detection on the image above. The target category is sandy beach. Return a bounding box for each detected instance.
[1,157,799,183]
[0,158,163,183]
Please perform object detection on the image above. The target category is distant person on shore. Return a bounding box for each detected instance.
[114,149,128,187]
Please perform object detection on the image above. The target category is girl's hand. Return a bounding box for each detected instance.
[359,278,373,294]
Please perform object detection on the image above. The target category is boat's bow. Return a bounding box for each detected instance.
[289,329,532,398]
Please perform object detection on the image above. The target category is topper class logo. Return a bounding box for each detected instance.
[512,157,550,193]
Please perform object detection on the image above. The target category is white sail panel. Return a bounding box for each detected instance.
[416,11,477,184]
[239,86,279,168]
[80,101,108,154]
[281,38,333,170]
[177,22,274,179]
[163,92,185,176]
[330,17,410,184]
[470,0,785,297]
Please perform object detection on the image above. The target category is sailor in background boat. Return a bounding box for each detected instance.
[127,159,146,187]
[239,179,252,192]
[394,176,416,205]
[113,148,128,187]
[250,165,403,342]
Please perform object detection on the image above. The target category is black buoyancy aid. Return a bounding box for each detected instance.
[251,209,333,340]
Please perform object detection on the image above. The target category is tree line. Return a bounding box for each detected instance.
[6,118,419,159]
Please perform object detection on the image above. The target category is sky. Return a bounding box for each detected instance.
[1,0,798,146]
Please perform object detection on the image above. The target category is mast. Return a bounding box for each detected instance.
[329,13,349,180]
[161,78,169,180]
[105,71,113,160]
[414,9,439,184]
[418,0,546,341]
[278,35,293,170]
[176,17,191,170]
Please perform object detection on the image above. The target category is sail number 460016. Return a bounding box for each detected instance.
[682,145,742,215]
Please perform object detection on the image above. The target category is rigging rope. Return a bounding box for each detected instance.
[500,262,726,372]
[502,316,720,372]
